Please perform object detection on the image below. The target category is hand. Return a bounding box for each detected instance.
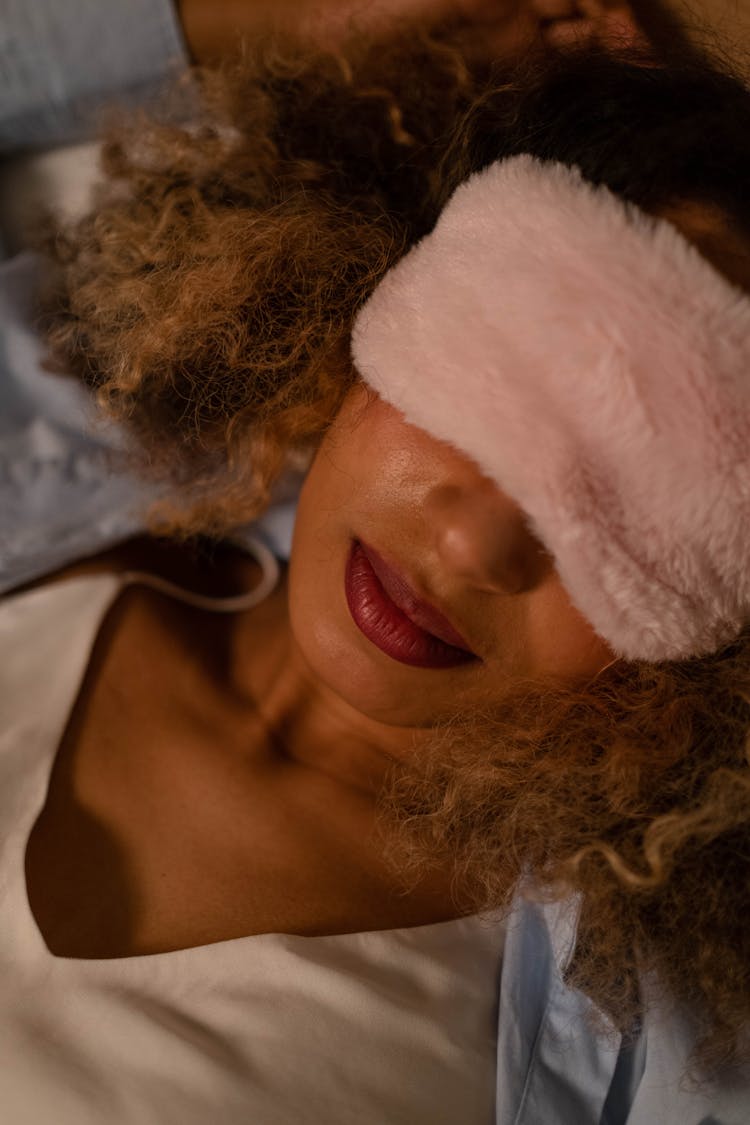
[528,1,644,49]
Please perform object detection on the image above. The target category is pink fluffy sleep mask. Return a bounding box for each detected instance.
[351,154,750,662]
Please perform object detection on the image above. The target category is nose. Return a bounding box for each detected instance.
[425,481,551,595]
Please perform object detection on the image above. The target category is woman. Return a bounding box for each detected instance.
[3,30,750,1125]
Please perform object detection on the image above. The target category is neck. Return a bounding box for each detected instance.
[223,568,426,797]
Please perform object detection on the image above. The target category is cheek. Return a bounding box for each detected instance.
[287,387,616,712]
[294,392,431,541]
[525,580,615,681]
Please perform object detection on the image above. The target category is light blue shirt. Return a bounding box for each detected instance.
[1,3,748,1121]
[498,895,749,1124]
[0,250,298,591]
[0,0,186,152]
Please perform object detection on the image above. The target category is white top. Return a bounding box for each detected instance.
[0,553,504,1125]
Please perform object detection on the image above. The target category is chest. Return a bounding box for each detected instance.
[23,589,459,959]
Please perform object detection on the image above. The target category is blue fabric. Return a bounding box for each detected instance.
[0,0,187,152]
[496,896,625,1125]
[0,0,191,586]
[0,251,158,587]
[496,894,749,1124]
[0,251,298,592]
[1,3,749,1122]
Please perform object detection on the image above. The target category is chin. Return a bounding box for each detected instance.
[288,596,447,728]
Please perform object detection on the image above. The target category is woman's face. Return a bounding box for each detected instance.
[288,384,615,727]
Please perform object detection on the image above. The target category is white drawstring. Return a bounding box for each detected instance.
[119,537,280,614]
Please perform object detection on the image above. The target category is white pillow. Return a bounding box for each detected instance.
[0,141,101,257]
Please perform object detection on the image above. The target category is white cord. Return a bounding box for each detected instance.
[119,537,281,614]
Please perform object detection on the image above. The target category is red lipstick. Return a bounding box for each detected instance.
[344,540,478,669]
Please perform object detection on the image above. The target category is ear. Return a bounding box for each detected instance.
[531,1,646,51]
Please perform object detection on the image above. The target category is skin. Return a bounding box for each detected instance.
[177,0,541,63]
[531,1,750,66]
[178,0,750,74]
[277,385,615,733]
[23,385,616,956]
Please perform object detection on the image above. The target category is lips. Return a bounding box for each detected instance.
[344,540,478,669]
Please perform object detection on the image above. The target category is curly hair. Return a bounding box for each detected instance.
[41,28,486,534]
[385,635,750,1076]
[42,34,750,1073]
